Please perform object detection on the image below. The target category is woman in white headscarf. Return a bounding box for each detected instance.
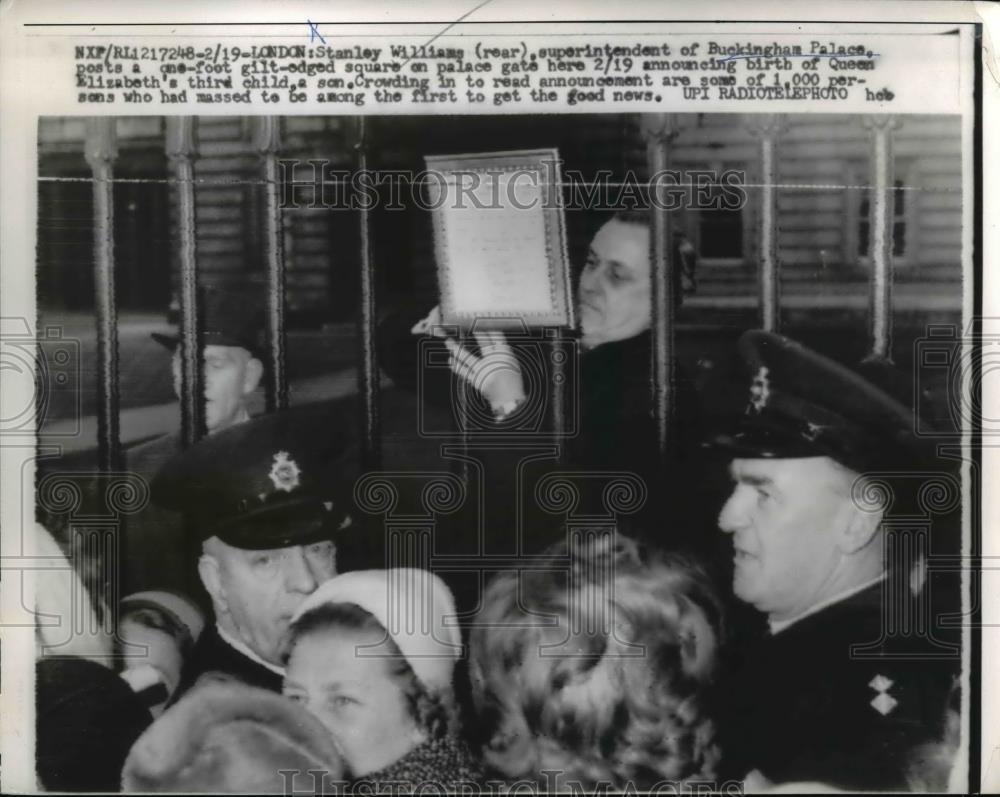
[282,568,484,790]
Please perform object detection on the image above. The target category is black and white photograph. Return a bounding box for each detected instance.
[1,4,994,794]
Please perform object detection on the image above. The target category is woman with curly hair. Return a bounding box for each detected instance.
[468,533,724,792]
[283,568,483,790]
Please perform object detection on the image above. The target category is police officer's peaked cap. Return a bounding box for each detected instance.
[712,330,935,473]
[152,403,357,550]
[152,286,264,358]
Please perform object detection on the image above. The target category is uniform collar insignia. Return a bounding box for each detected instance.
[869,674,898,716]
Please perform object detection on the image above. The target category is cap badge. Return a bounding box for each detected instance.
[268,451,302,493]
[748,366,771,413]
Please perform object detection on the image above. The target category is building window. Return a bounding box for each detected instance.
[858,179,907,258]
[37,148,171,311]
[699,206,744,259]
[677,161,750,264]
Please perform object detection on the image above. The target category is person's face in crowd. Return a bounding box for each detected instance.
[199,538,337,665]
[119,616,185,711]
[717,457,871,622]
[577,218,652,349]
[284,627,426,777]
[172,344,263,433]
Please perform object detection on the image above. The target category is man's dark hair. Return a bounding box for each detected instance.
[611,208,651,227]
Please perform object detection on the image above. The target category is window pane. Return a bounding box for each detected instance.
[699,208,743,258]
[893,221,906,256]
[857,184,907,259]
[894,180,905,216]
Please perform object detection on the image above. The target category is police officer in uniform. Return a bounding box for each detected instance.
[713,330,958,791]
[124,287,265,600]
[151,403,356,700]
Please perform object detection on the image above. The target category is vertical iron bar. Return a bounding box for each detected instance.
[550,333,567,444]
[456,366,470,486]
[84,118,121,473]
[643,114,678,463]
[252,116,288,411]
[864,116,898,361]
[749,114,783,333]
[355,117,381,469]
[83,119,122,649]
[165,117,204,446]
[547,154,569,451]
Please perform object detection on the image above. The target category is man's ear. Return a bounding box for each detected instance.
[838,502,883,554]
[198,554,227,615]
[242,357,264,395]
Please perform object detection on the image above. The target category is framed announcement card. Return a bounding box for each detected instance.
[424,149,574,329]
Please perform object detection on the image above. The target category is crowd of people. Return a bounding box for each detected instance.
[33,212,962,793]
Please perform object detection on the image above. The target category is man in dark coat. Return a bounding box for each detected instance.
[151,403,357,699]
[123,287,265,599]
[713,330,959,791]
[379,212,705,553]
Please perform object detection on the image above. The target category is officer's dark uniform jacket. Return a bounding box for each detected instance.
[377,309,709,557]
[172,625,283,702]
[720,575,956,790]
